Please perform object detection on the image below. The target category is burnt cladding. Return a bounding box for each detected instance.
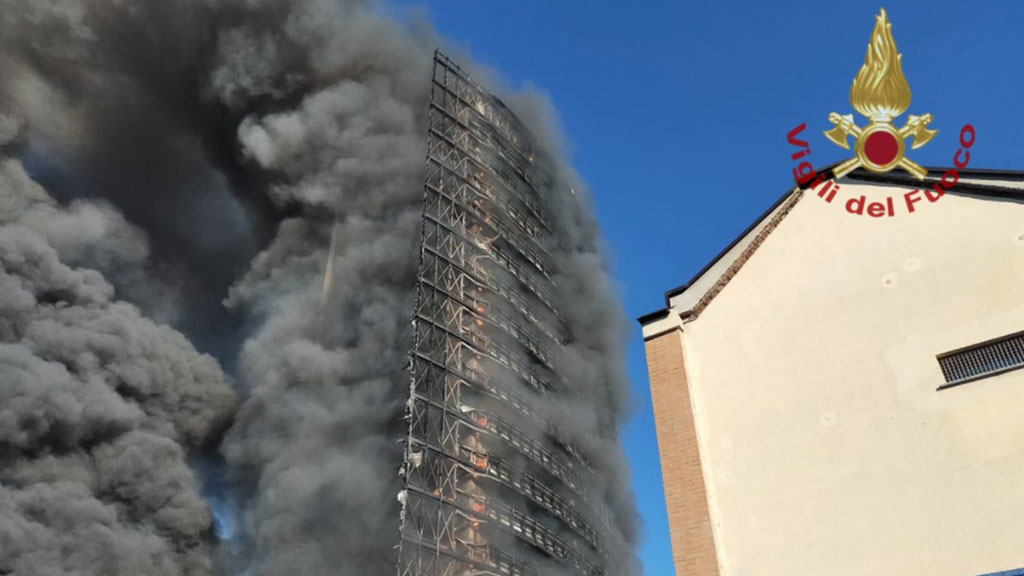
[397,52,621,576]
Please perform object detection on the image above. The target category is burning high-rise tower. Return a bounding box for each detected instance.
[396,52,623,576]
[0,0,638,568]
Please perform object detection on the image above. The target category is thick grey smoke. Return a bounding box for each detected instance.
[0,123,237,575]
[0,1,639,575]
[506,90,637,533]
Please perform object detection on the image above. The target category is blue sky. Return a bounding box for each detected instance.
[391,1,1024,573]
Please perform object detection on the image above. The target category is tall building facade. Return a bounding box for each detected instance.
[396,52,614,576]
[641,170,1024,576]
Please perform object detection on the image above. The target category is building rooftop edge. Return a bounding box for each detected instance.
[637,165,1024,325]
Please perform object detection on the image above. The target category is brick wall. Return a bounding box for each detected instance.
[644,328,720,576]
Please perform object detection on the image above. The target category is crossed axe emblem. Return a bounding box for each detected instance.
[825,112,937,180]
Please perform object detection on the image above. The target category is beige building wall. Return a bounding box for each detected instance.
[645,181,1024,576]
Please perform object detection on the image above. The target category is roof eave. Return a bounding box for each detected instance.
[639,165,1024,324]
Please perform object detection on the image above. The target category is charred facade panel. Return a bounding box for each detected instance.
[397,52,615,576]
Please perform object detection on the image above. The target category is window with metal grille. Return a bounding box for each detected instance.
[937,331,1024,389]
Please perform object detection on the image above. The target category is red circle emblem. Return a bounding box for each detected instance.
[864,130,900,166]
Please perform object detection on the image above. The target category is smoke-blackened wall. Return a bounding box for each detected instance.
[0,1,638,575]
[512,94,640,554]
[501,91,640,572]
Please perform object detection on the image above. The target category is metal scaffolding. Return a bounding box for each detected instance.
[397,52,615,576]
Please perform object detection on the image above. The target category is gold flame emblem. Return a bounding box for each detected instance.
[825,9,936,180]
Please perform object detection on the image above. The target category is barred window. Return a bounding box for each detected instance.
[937,331,1024,389]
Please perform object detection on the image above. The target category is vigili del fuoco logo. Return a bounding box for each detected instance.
[787,8,976,218]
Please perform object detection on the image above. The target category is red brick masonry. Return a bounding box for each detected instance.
[644,328,720,576]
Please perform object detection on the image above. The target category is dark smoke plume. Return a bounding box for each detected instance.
[0,1,639,575]
[0,121,237,575]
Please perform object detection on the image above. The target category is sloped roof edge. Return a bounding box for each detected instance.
[639,165,1024,325]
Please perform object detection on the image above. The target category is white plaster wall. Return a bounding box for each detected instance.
[681,182,1024,576]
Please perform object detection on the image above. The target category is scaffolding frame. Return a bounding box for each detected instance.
[397,51,614,576]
